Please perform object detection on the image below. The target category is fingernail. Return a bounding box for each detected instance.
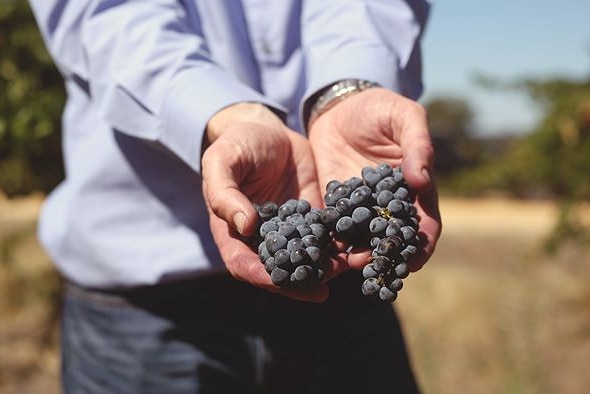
[233,212,246,234]
[422,168,431,183]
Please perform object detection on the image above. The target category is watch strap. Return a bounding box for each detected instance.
[307,79,380,129]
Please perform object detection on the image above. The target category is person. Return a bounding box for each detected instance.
[29,1,441,393]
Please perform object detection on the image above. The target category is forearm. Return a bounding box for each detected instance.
[29,0,283,173]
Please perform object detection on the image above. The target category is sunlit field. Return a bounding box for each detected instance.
[1,194,589,394]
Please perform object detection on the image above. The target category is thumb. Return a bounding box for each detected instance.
[396,105,434,192]
[402,140,435,193]
[202,149,258,236]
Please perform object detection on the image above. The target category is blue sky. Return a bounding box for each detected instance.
[421,0,590,136]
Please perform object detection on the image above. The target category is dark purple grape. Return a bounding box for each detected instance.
[351,206,372,226]
[278,222,297,239]
[278,199,298,220]
[379,286,397,302]
[292,265,314,282]
[296,199,311,215]
[260,221,279,238]
[257,201,278,221]
[372,256,392,272]
[302,234,320,248]
[305,209,322,224]
[290,248,310,266]
[266,232,288,255]
[362,263,379,279]
[369,217,389,236]
[296,224,312,238]
[376,190,395,207]
[375,236,402,258]
[363,172,382,189]
[394,262,409,279]
[286,213,306,226]
[344,176,363,190]
[258,243,271,262]
[361,166,376,178]
[389,278,404,292]
[387,199,404,216]
[320,206,340,228]
[362,278,381,297]
[264,257,276,273]
[335,198,353,215]
[400,226,417,242]
[350,186,372,206]
[332,184,352,201]
[376,177,396,192]
[370,236,381,248]
[270,268,290,286]
[393,187,409,201]
[324,192,337,206]
[326,180,342,194]
[286,237,304,252]
[310,223,328,241]
[305,246,322,262]
[273,249,291,270]
[385,223,401,238]
[376,163,393,177]
[400,245,418,262]
[335,216,354,240]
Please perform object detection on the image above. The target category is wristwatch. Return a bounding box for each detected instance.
[307,79,380,129]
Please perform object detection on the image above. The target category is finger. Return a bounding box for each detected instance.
[319,252,350,283]
[345,248,372,270]
[202,144,258,236]
[285,131,324,207]
[402,139,435,193]
[390,100,434,192]
[410,186,442,271]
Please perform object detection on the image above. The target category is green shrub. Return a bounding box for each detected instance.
[0,1,65,196]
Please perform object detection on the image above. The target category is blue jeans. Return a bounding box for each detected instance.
[61,271,420,393]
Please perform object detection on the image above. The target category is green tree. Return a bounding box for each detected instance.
[425,96,480,174]
[451,70,590,250]
[0,1,65,196]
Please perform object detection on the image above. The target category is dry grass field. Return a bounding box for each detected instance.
[1,193,589,394]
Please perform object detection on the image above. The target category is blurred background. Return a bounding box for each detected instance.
[1,1,589,393]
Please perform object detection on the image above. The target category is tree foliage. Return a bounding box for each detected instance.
[425,96,482,174]
[0,1,65,196]
[449,75,590,200]
[448,70,590,249]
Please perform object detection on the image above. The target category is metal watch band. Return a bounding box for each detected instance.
[308,79,380,128]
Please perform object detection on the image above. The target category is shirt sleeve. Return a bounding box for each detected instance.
[300,0,431,125]
[29,0,283,173]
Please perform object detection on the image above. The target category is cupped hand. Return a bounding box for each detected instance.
[307,87,442,272]
[202,103,342,302]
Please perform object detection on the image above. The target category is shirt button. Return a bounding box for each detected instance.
[261,39,272,55]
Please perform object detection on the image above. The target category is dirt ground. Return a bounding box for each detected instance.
[1,193,589,394]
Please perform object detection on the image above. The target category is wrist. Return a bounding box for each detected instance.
[306,79,380,130]
[205,102,283,147]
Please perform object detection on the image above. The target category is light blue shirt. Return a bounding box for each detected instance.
[29,0,431,288]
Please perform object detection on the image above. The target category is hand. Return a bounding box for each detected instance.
[202,102,336,302]
[307,87,442,272]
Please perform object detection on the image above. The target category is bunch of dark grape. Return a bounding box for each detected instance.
[250,163,420,302]
[253,199,332,288]
[321,163,420,302]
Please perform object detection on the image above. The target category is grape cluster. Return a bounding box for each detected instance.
[253,200,331,288]
[250,163,420,302]
[322,164,420,302]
